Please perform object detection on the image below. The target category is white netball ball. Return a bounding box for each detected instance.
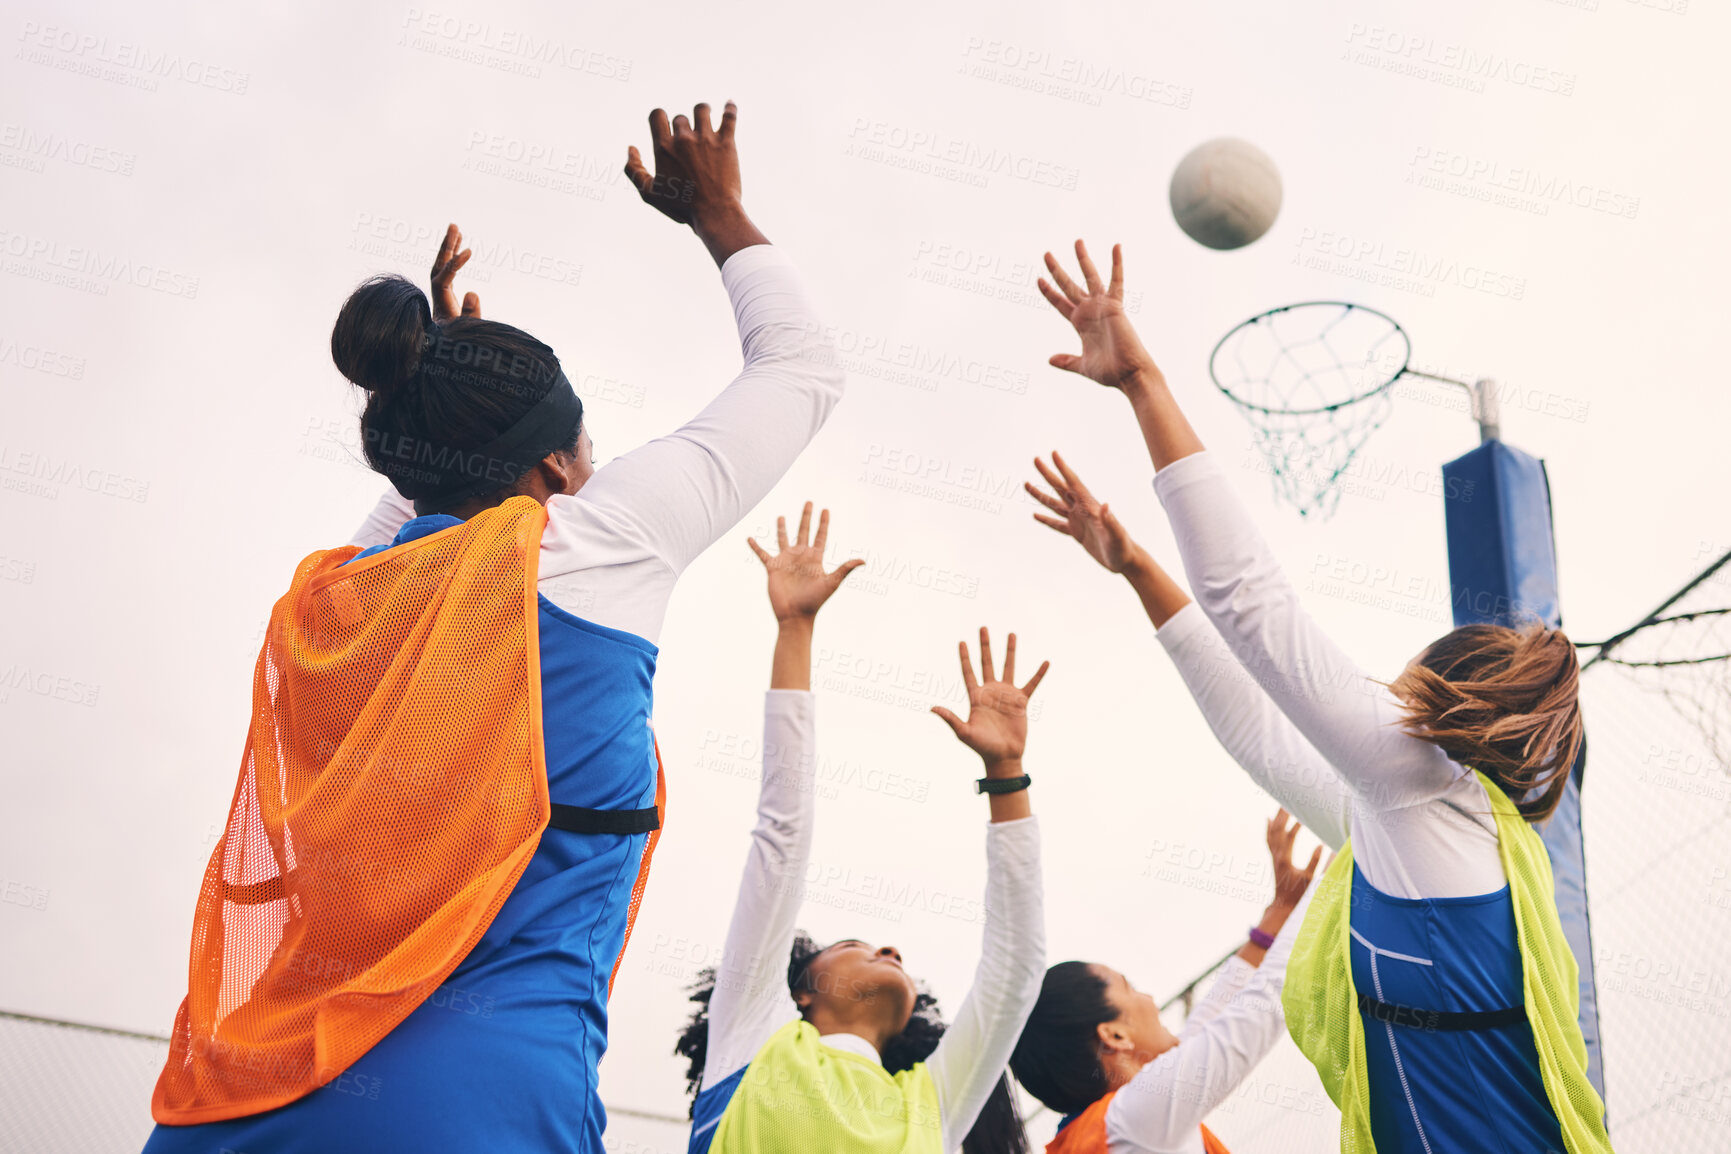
[1169,138,1283,251]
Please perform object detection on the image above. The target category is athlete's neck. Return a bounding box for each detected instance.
[1102,1034,1180,1092]
[805,1005,898,1059]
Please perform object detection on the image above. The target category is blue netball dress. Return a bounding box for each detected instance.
[144,514,660,1154]
[1349,864,1566,1153]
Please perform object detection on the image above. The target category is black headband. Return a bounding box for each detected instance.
[372,359,584,509]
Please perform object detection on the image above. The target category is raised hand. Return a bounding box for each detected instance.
[1025,451,1143,574]
[747,502,863,625]
[625,101,768,266]
[931,629,1049,773]
[1038,240,1161,392]
[1266,808,1322,912]
[430,223,481,321]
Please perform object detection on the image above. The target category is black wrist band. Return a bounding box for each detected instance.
[975,774,1032,795]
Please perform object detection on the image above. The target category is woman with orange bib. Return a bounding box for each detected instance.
[144,102,845,1154]
[1021,239,1611,1154]
[1010,811,1317,1154]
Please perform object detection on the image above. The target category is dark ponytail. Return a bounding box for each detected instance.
[1009,961,1115,1117]
[330,275,580,513]
[676,931,1030,1154]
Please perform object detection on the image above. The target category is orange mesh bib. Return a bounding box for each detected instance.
[154,497,561,1124]
[1044,1091,1232,1154]
[1045,1092,1114,1154]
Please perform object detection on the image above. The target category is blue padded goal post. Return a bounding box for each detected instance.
[1443,438,1607,1111]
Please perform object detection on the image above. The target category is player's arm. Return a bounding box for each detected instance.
[1035,240,1204,475]
[1023,452,1353,845]
[701,506,860,1090]
[570,102,845,575]
[1108,880,1317,1152]
[624,101,768,268]
[925,630,1048,1149]
[1038,242,1459,809]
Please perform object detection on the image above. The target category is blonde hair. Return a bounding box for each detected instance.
[1388,623,1582,821]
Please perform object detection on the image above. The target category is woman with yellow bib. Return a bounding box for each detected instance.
[1021,240,1612,1154]
[676,504,1046,1154]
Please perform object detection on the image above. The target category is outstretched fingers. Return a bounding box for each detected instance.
[1043,251,1085,303]
[747,536,772,565]
[1108,243,1124,300]
[435,248,472,287]
[931,705,966,739]
[648,108,674,153]
[430,225,476,320]
[1032,455,1072,501]
[1022,659,1051,697]
[1268,807,1301,859]
[1003,631,1018,684]
[1032,511,1072,534]
[433,224,460,275]
[978,627,997,683]
[1075,239,1104,294]
[957,640,979,696]
[1037,277,1075,321]
[828,557,865,590]
[1024,481,1068,516]
[795,501,813,547]
[623,145,654,198]
[813,507,831,553]
[1049,451,1094,504]
[1098,502,1129,540]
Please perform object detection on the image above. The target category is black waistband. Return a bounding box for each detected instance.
[1357,992,1526,1032]
[216,802,658,905]
[547,803,660,836]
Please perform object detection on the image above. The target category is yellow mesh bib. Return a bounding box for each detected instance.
[711,1020,945,1154]
[1282,770,1613,1153]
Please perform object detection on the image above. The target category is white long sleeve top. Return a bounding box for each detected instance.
[347,244,845,646]
[1102,881,1315,1154]
[1155,603,1352,853]
[1153,450,1504,899]
[701,691,1046,1153]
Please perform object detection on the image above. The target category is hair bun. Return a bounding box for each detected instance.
[330,275,435,396]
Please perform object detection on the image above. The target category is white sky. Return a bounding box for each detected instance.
[3,0,1727,1150]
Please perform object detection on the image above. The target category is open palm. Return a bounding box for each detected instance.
[1038,240,1161,391]
[932,628,1049,770]
[747,503,862,622]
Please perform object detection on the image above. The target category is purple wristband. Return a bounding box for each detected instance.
[1248,926,1276,950]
